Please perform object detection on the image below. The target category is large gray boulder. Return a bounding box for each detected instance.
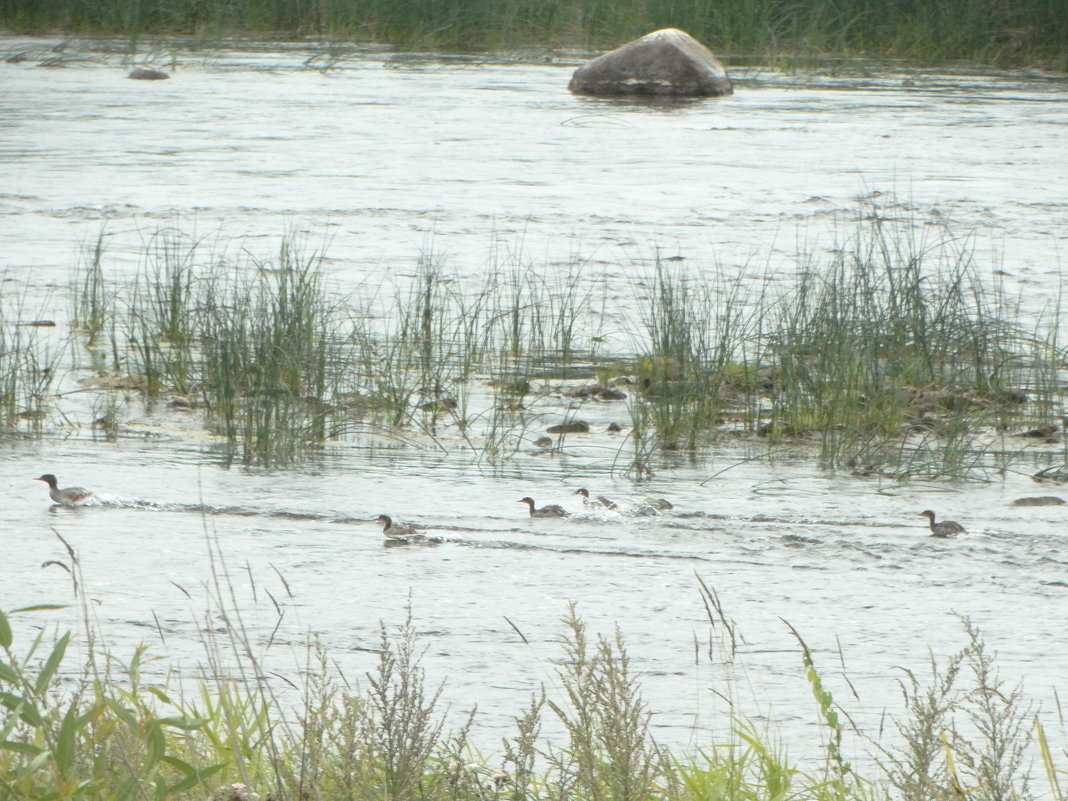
[569,28,732,98]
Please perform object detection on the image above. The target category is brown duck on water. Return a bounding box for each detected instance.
[518,497,569,518]
[920,510,966,538]
[376,514,420,540]
[36,474,93,506]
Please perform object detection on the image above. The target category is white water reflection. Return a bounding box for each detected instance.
[1,36,1067,774]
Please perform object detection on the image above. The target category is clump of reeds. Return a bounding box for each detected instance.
[125,227,200,397]
[197,238,346,464]
[624,205,1064,479]
[54,203,1068,476]
[0,287,61,432]
[757,208,1055,478]
[631,260,757,456]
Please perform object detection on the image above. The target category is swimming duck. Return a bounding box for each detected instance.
[518,497,569,518]
[36,474,93,506]
[376,514,420,540]
[920,510,966,538]
[642,497,673,511]
[573,488,617,510]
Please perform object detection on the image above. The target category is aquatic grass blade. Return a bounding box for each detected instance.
[54,703,78,780]
[32,632,69,698]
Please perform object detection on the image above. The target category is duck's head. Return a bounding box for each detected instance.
[36,474,58,488]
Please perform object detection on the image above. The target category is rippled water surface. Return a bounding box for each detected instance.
[2,36,1068,769]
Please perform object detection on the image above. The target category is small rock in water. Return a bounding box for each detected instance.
[128,67,170,80]
[568,28,732,98]
[564,384,627,400]
[1011,496,1066,507]
[546,420,589,434]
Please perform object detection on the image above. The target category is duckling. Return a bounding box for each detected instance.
[920,510,966,538]
[636,496,673,515]
[573,488,618,510]
[518,497,569,518]
[36,474,93,506]
[376,514,420,541]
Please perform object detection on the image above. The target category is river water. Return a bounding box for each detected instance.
[2,36,1067,777]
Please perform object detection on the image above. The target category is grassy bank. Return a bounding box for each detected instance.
[2,0,1067,69]
[1,567,1064,801]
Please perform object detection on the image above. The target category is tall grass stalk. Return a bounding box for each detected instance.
[71,230,112,348]
[52,207,1068,475]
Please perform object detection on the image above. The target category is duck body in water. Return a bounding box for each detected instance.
[573,488,618,510]
[376,514,420,540]
[920,509,966,538]
[518,497,569,518]
[36,474,93,506]
[641,497,673,512]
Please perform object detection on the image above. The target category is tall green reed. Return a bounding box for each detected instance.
[199,239,345,464]
[71,230,111,348]
[634,261,755,454]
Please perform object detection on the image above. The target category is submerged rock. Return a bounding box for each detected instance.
[564,384,627,401]
[1011,496,1066,507]
[128,67,170,81]
[546,420,589,434]
[568,28,732,98]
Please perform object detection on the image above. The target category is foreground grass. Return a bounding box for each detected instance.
[1,568,1063,801]
[1,0,1066,69]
